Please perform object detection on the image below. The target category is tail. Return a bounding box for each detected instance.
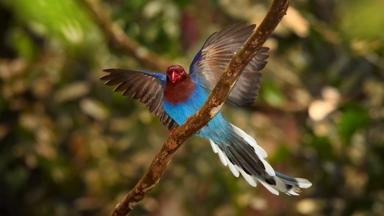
[209,124,312,195]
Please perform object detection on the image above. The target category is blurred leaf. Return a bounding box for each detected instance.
[337,105,370,145]
[271,145,291,163]
[55,81,90,103]
[80,98,109,121]
[341,0,384,40]
[9,28,37,60]
[3,0,98,49]
[259,80,285,107]
[308,136,334,160]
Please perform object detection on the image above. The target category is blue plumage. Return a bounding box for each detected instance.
[143,71,166,83]
[162,77,206,125]
[162,77,232,141]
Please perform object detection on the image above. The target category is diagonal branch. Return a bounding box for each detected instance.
[112,0,289,215]
[80,0,171,70]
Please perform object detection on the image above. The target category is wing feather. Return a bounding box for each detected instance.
[190,24,269,106]
[101,69,178,130]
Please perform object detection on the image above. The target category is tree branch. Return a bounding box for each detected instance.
[80,0,171,70]
[112,0,289,215]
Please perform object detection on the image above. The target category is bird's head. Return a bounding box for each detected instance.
[166,65,187,84]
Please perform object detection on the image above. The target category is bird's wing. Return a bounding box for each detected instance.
[101,69,178,130]
[190,24,269,106]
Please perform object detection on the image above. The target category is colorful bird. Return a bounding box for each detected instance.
[101,24,312,195]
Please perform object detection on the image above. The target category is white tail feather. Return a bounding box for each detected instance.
[296,178,312,188]
[231,124,267,158]
[231,124,275,177]
[228,162,240,177]
[217,147,228,166]
[209,140,218,153]
[239,168,257,187]
[260,159,275,177]
[208,127,312,196]
[257,177,280,195]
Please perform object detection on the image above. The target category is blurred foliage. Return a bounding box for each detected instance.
[0,0,383,215]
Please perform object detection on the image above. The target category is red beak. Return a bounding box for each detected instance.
[170,71,180,83]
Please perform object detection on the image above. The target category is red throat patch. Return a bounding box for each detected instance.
[164,78,195,104]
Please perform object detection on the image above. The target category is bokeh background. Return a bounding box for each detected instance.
[1,0,384,215]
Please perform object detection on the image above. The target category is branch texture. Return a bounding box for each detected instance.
[80,0,171,70]
[112,0,289,215]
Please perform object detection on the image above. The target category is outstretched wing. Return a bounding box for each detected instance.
[101,69,178,130]
[190,24,269,106]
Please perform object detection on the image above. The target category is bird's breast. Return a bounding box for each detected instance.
[164,79,195,104]
[163,79,209,125]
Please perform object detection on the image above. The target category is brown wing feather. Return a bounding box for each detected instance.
[101,69,178,130]
[193,24,269,106]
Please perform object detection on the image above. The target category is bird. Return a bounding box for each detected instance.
[101,24,312,195]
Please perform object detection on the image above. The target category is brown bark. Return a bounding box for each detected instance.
[111,0,289,215]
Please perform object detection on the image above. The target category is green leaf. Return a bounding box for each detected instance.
[271,144,291,163]
[259,80,285,107]
[337,105,370,145]
[341,0,384,40]
[10,28,37,60]
[309,136,334,160]
[3,0,98,49]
